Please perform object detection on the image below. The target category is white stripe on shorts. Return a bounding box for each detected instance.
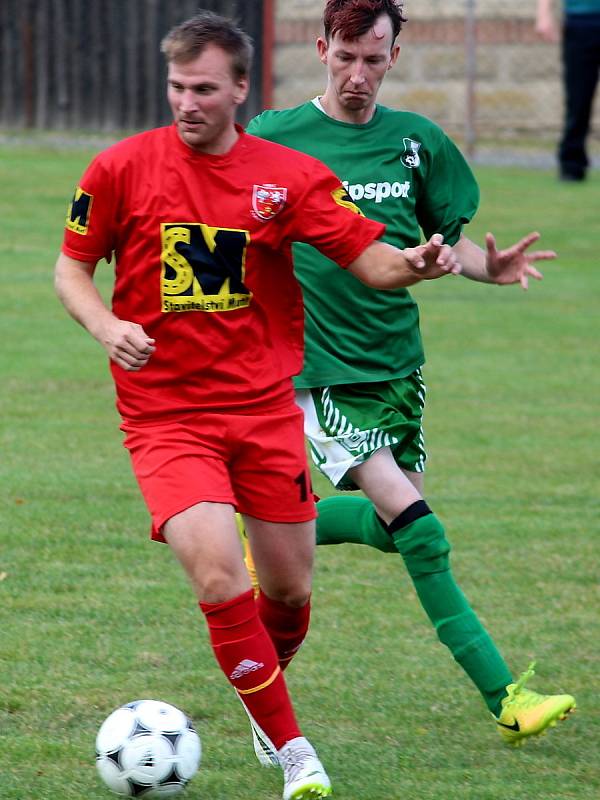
[296,388,401,488]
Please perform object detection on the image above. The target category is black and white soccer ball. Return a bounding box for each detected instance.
[96,699,201,797]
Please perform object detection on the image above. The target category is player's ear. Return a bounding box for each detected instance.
[316,37,329,64]
[388,43,400,69]
[233,74,250,106]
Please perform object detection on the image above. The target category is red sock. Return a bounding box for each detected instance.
[257,589,311,670]
[199,589,301,749]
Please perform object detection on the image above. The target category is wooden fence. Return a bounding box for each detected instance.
[0,0,268,131]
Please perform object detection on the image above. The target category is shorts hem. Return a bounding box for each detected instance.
[236,507,317,524]
[151,493,236,543]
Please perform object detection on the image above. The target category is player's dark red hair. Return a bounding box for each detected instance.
[323,0,406,43]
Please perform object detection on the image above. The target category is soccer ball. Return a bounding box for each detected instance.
[96,699,201,797]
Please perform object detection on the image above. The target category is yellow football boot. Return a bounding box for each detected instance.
[496,662,576,746]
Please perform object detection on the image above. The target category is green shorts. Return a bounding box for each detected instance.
[296,369,426,490]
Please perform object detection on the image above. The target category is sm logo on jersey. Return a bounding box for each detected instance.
[331,186,364,216]
[160,223,252,313]
[66,187,93,235]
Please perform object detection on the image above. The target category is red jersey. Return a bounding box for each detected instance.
[62,124,384,421]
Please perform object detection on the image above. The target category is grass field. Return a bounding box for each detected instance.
[1,142,598,800]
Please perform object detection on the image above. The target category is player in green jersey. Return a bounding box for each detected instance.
[246,0,575,748]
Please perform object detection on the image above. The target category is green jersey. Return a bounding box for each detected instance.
[246,101,479,389]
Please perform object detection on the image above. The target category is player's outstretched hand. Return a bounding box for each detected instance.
[405,233,462,279]
[485,231,556,290]
[101,319,156,371]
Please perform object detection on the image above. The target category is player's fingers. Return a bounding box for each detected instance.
[527,249,556,262]
[114,333,155,364]
[113,354,142,371]
[436,244,451,263]
[514,231,541,252]
[485,231,497,254]
[124,332,156,354]
[404,246,425,269]
[118,352,153,371]
[416,234,442,260]
[437,245,462,274]
[116,347,147,366]
[499,232,542,261]
[526,264,544,280]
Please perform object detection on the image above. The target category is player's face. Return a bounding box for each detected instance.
[318,14,399,120]
[167,45,248,153]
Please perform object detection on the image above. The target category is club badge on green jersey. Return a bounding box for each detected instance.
[400,138,421,169]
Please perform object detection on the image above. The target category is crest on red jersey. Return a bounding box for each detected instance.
[252,184,287,221]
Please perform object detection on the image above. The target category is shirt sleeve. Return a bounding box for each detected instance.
[245,113,263,137]
[62,154,116,264]
[285,156,386,268]
[415,132,480,246]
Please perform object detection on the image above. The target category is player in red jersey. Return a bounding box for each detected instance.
[54,12,459,800]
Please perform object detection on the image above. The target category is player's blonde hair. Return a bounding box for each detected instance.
[161,10,253,79]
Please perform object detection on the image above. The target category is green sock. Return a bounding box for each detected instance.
[391,514,512,716]
[316,496,512,714]
[316,496,396,553]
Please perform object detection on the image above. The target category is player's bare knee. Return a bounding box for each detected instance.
[192,563,251,604]
[261,581,311,608]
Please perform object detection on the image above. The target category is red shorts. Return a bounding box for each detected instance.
[121,405,316,542]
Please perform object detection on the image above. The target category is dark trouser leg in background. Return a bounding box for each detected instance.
[559,16,600,180]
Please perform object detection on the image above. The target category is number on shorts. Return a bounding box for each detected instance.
[294,470,310,503]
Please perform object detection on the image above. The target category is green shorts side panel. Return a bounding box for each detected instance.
[297,371,427,490]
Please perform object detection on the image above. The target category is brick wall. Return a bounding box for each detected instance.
[271,0,600,145]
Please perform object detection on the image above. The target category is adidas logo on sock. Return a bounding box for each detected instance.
[230,658,265,680]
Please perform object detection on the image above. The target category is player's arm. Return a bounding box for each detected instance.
[347,233,461,289]
[452,232,555,290]
[54,252,155,371]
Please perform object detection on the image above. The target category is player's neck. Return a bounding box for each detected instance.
[319,91,376,125]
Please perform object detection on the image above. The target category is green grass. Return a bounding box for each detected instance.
[1,144,598,799]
